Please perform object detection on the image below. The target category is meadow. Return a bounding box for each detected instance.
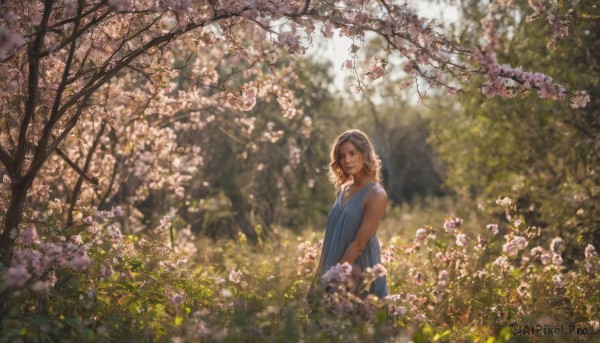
[2,192,598,342]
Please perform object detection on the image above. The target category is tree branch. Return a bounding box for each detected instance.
[66,120,106,226]
[0,146,14,174]
[53,146,99,186]
[15,0,55,177]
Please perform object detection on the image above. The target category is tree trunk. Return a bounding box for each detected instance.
[0,179,32,267]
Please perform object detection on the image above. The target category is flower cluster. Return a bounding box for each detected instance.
[503,236,528,257]
[471,50,572,103]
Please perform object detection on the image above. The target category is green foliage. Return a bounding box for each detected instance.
[429,0,600,254]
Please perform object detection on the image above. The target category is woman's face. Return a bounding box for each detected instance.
[338,141,364,176]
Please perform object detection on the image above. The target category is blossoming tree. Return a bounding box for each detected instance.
[0,0,591,269]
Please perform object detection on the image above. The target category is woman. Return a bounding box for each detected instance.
[308,129,389,301]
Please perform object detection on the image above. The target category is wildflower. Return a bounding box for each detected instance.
[390,305,407,317]
[503,236,528,256]
[530,246,544,258]
[455,233,468,247]
[382,245,396,264]
[3,264,31,287]
[584,244,597,259]
[438,270,449,287]
[321,262,353,284]
[516,282,530,297]
[21,225,37,245]
[2,175,10,184]
[160,215,171,228]
[444,219,456,233]
[101,264,114,278]
[108,226,122,240]
[228,269,242,284]
[31,280,52,293]
[415,228,428,241]
[475,235,487,251]
[171,293,185,305]
[372,264,387,278]
[496,196,512,207]
[111,206,123,217]
[540,253,551,265]
[414,228,428,246]
[552,274,563,288]
[550,237,565,253]
[551,253,563,266]
[486,224,499,235]
[493,256,510,272]
[71,235,83,245]
[475,269,488,279]
[405,293,418,303]
[384,294,402,302]
[570,90,590,109]
[589,320,599,332]
[70,250,91,271]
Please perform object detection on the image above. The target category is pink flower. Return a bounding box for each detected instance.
[0,25,25,59]
[530,246,544,258]
[570,90,590,109]
[496,196,512,207]
[366,65,386,80]
[493,256,510,272]
[455,233,468,247]
[540,253,551,265]
[31,280,53,293]
[321,20,334,38]
[70,250,91,271]
[101,264,114,278]
[22,226,38,245]
[552,274,563,288]
[438,270,449,287]
[372,264,387,278]
[321,262,353,284]
[390,305,407,317]
[160,215,171,228]
[71,235,83,245]
[444,219,456,233]
[486,224,499,235]
[171,293,185,305]
[550,237,565,253]
[111,206,123,217]
[3,264,31,287]
[228,269,242,284]
[585,244,597,259]
[503,236,528,256]
[551,253,563,266]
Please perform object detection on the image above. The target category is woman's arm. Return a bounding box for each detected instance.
[338,187,388,265]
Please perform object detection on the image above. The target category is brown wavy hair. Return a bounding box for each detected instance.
[328,129,382,189]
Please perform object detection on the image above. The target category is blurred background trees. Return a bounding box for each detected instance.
[429,0,599,255]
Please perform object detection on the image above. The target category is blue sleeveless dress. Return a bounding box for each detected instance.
[313,181,389,299]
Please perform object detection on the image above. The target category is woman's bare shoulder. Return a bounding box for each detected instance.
[364,184,388,208]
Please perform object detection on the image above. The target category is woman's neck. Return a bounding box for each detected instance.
[351,171,374,188]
